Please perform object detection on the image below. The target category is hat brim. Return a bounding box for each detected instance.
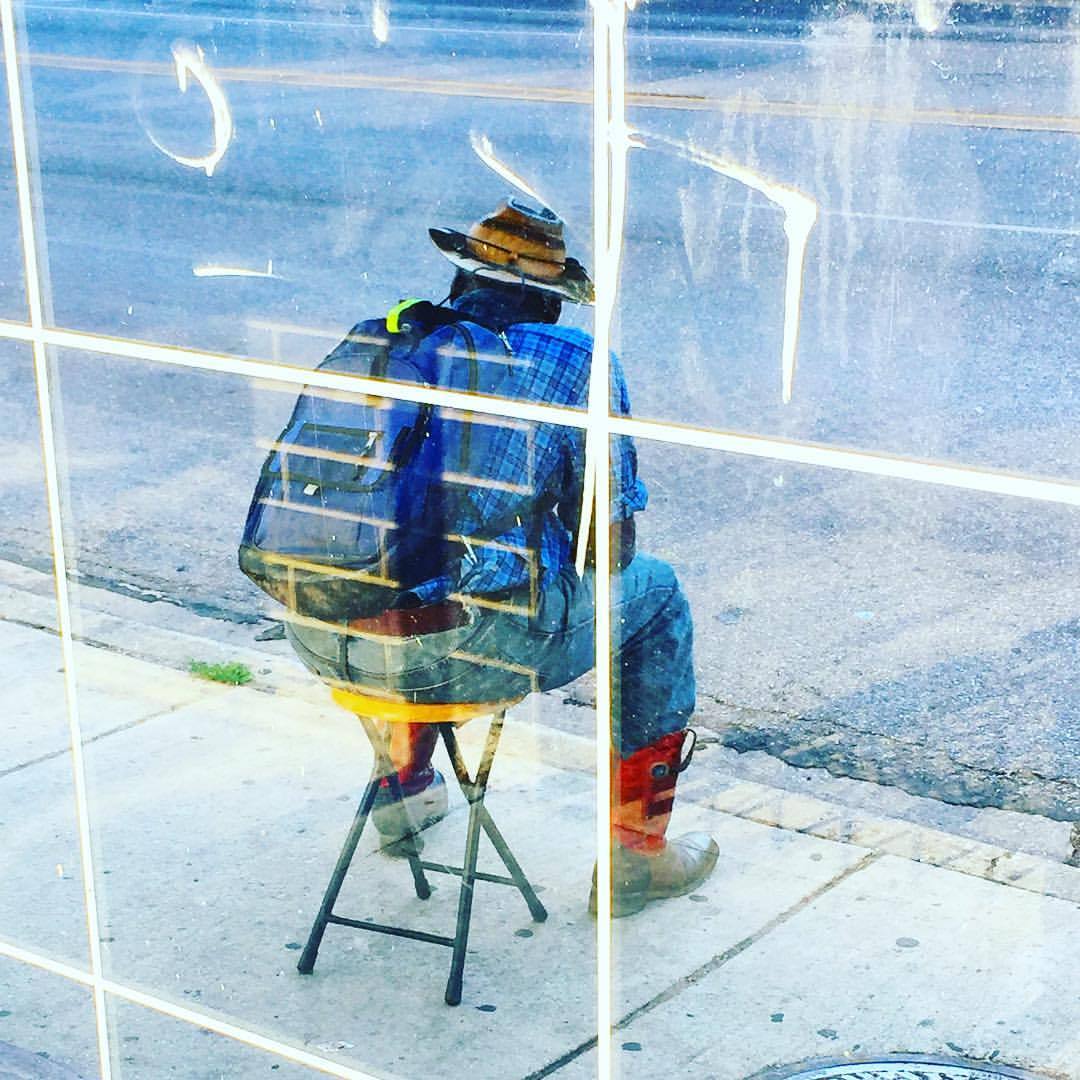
[430,227,594,305]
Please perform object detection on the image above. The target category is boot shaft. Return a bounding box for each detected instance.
[612,729,693,853]
[385,722,440,794]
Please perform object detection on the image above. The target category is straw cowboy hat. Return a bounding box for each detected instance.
[430,197,594,304]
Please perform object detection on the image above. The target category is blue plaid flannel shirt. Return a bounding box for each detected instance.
[408,306,648,605]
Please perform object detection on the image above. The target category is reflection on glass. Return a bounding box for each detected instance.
[1,342,54,584]
[5,2,1079,1078]
[0,47,26,322]
[610,438,1080,1078]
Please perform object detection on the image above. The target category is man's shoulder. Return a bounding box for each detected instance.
[507,321,594,354]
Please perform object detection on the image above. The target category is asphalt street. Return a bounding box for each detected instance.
[1,3,1078,824]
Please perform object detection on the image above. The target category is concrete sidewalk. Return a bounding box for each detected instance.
[1,565,1079,1080]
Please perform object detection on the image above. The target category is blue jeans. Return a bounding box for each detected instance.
[285,554,695,756]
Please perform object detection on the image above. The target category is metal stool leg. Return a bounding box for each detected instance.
[440,716,546,920]
[297,770,381,975]
[444,763,487,1005]
[441,713,546,1004]
[297,716,432,976]
[382,767,433,900]
[357,715,432,900]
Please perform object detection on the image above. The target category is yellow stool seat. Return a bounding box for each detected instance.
[330,687,521,725]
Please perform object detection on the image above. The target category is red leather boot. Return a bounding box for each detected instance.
[589,730,718,917]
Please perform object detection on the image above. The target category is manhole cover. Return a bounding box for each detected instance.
[769,1061,1036,1080]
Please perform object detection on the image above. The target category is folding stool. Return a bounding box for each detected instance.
[297,688,548,1005]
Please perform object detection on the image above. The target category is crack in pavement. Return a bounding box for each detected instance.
[0,705,190,781]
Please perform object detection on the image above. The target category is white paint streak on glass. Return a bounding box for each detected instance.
[372,0,390,44]
[778,202,818,403]
[469,132,550,209]
[637,130,818,403]
[193,260,278,279]
[147,42,234,177]
[913,0,951,33]
[807,15,872,362]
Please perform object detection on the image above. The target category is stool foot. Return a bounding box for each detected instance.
[296,942,319,976]
[405,840,433,901]
[445,788,485,1010]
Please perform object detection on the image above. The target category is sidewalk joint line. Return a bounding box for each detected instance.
[0,613,60,637]
[0,707,187,781]
[521,1035,599,1080]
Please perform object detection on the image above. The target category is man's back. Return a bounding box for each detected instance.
[406,288,647,605]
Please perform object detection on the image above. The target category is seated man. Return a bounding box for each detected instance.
[282,198,718,917]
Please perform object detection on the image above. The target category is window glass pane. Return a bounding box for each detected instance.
[608,434,1080,1078]
[53,349,597,1078]
[0,341,89,968]
[24,2,592,381]
[0,957,97,1078]
[0,47,26,322]
[619,4,1080,479]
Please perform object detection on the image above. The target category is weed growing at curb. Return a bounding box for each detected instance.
[189,659,253,686]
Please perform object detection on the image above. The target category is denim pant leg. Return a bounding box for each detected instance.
[285,553,695,758]
[496,554,696,757]
[610,554,696,756]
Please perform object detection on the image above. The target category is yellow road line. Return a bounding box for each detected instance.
[28,52,1080,134]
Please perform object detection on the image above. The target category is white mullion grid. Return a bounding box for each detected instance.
[0,4,114,1078]
[1,9,393,1078]
[609,416,1080,508]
